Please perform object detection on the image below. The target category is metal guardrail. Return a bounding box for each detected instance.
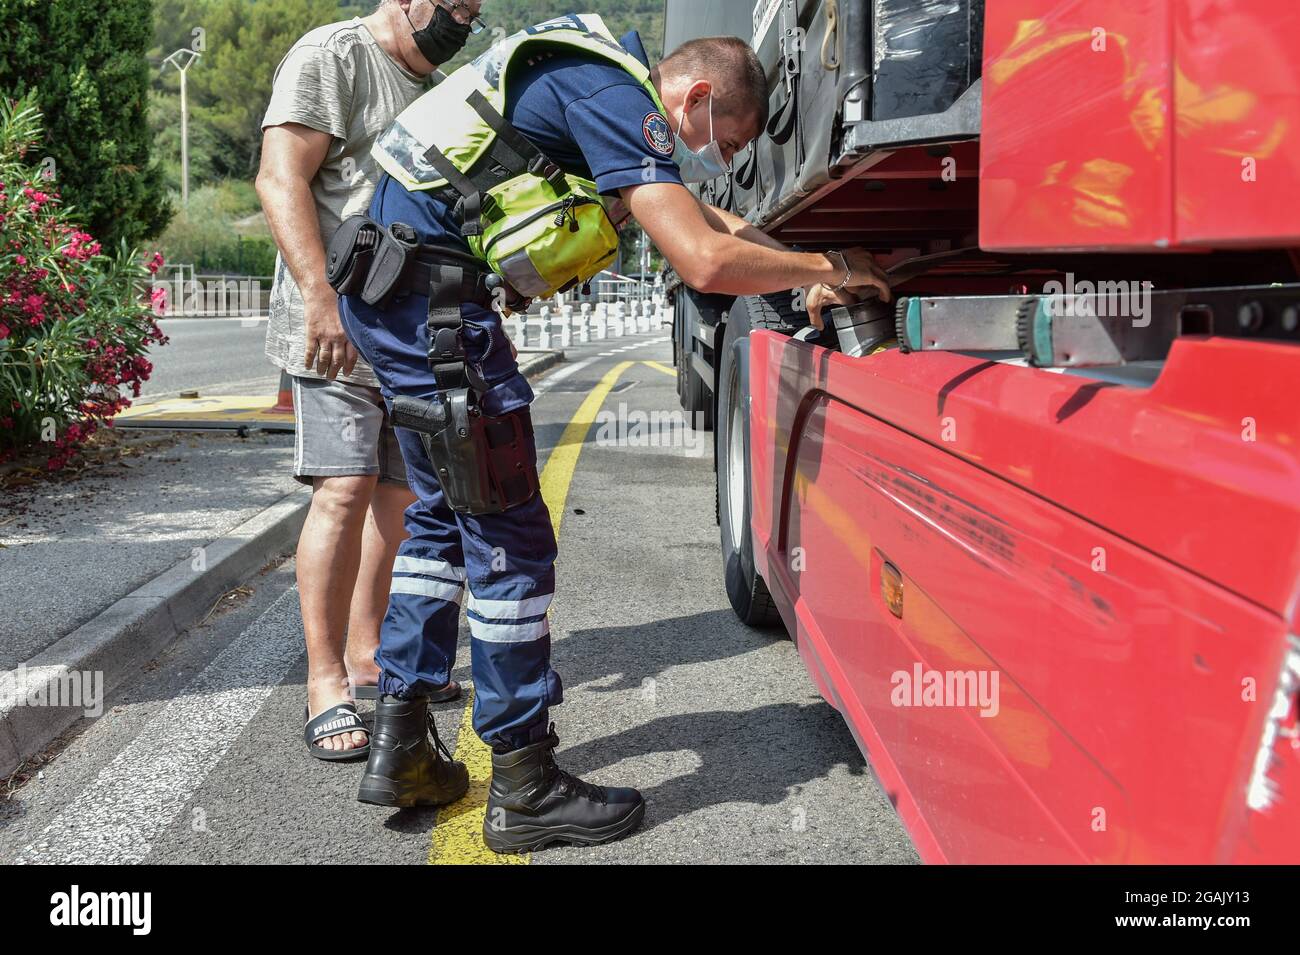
[594,277,655,305]
[153,264,669,324]
[544,269,664,308]
[150,266,273,317]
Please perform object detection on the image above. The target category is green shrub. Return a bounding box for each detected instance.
[155,181,275,275]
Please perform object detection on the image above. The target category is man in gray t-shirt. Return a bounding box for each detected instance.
[256,0,483,759]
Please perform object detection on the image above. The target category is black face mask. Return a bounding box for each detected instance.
[407,3,472,66]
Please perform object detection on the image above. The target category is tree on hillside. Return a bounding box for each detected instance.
[0,0,171,247]
[449,0,666,69]
[151,0,355,180]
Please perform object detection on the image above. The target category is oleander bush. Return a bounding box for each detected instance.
[0,95,167,470]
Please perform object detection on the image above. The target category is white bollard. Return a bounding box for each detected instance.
[559,303,573,348]
[595,302,609,339]
[579,303,592,343]
[611,301,625,338]
[538,306,551,350]
[512,313,527,350]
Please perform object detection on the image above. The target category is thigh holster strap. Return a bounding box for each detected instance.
[390,393,539,516]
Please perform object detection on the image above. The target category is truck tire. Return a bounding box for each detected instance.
[715,292,804,630]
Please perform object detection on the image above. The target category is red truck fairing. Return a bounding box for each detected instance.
[750,330,1300,863]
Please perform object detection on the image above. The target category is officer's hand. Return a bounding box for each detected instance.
[803,248,894,330]
[303,284,358,380]
[837,247,892,304]
[804,282,863,330]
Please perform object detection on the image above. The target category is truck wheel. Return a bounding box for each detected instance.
[716,294,797,631]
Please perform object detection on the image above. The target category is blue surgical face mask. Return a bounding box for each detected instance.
[673,89,728,183]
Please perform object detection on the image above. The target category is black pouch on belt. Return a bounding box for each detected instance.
[361,222,420,309]
[325,215,380,295]
[390,391,539,515]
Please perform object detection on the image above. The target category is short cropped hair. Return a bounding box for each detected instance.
[661,36,769,132]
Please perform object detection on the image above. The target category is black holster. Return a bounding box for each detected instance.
[390,392,540,516]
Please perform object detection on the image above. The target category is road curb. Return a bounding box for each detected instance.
[517,349,564,380]
[0,488,310,780]
[0,349,566,780]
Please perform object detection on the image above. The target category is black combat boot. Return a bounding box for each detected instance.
[357,695,469,808]
[483,724,645,853]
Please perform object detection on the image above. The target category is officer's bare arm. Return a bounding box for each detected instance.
[621,182,889,301]
[255,123,358,379]
[699,202,788,252]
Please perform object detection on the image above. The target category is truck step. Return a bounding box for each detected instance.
[889,283,1300,367]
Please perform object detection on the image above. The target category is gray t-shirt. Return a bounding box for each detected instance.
[261,17,426,387]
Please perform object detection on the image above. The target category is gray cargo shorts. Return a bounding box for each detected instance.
[292,375,408,486]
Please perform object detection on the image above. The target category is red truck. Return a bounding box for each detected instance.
[663,0,1300,863]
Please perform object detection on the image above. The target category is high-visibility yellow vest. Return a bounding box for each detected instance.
[372,14,669,299]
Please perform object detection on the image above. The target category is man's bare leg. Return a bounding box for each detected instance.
[300,474,377,752]
[345,481,417,688]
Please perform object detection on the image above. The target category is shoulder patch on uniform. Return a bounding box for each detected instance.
[642,111,674,157]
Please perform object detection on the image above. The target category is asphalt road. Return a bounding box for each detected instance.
[139,317,279,401]
[2,334,918,865]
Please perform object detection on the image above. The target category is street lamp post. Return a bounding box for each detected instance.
[162,49,202,208]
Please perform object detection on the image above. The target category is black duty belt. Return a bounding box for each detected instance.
[402,252,498,311]
[326,216,511,393]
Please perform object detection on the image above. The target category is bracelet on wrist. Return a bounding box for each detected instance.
[826,251,852,292]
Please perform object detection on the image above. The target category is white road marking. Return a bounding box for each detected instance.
[157,316,269,324]
[531,335,668,401]
[16,590,305,864]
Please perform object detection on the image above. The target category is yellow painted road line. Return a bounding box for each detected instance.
[429,359,636,864]
[428,685,527,865]
[641,360,676,378]
[116,395,293,426]
[539,361,635,541]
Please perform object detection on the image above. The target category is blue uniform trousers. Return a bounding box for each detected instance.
[339,291,561,751]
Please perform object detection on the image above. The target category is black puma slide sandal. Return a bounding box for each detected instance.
[304,702,370,762]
